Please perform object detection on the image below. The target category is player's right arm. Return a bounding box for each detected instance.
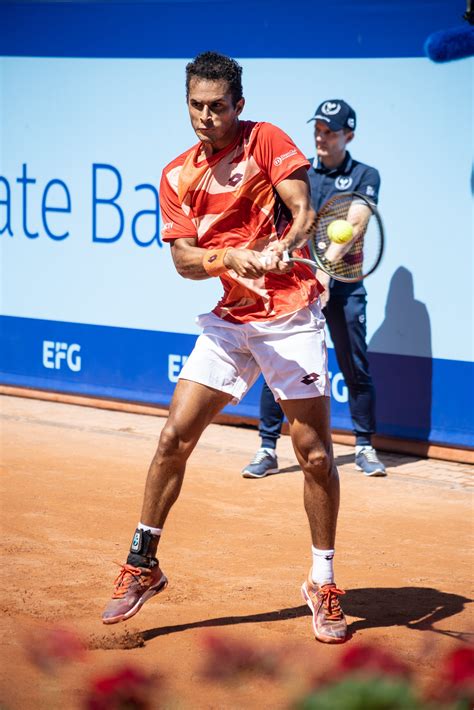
[170,237,277,280]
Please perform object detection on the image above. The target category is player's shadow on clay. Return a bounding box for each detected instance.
[343,586,473,641]
[143,586,472,643]
[142,605,309,641]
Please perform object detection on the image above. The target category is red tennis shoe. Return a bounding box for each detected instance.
[102,562,168,625]
[301,572,347,643]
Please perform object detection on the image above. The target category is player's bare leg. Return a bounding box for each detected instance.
[102,380,232,624]
[140,379,232,526]
[281,396,339,548]
[281,395,347,643]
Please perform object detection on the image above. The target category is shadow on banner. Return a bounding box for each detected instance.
[369,266,433,442]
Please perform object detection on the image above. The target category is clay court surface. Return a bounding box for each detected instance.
[1,394,473,708]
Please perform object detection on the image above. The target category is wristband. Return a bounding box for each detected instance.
[202,248,230,277]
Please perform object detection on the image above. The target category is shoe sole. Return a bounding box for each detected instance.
[301,582,347,644]
[102,575,168,625]
[241,467,279,479]
[356,465,387,477]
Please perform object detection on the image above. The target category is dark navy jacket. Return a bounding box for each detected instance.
[308,151,380,296]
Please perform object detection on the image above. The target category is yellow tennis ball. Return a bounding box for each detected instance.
[327,219,353,244]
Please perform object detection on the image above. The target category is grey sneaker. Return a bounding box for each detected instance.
[102,561,168,624]
[355,446,387,477]
[242,449,278,478]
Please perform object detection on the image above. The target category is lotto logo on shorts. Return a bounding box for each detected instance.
[301,372,319,385]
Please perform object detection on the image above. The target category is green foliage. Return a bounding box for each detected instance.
[295,675,427,710]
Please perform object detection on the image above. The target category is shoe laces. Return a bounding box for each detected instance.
[250,449,274,465]
[111,562,149,599]
[320,584,345,620]
[360,447,379,464]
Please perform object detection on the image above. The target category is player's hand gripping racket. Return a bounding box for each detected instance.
[286,191,384,282]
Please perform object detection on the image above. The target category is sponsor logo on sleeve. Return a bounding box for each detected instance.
[273,149,297,167]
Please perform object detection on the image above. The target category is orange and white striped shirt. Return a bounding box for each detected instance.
[160,120,320,323]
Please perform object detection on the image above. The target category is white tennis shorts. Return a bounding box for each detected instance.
[178,301,330,403]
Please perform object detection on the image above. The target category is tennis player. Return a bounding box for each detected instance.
[102,52,347,644]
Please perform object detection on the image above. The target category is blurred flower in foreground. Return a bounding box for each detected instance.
[431,646,474,708]
[200,631,283,681]
[84,665,159,710]
[443,647,474,687]
[24,624,86,674]
[337,642,410,678]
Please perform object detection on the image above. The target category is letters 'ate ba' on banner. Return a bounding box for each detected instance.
[0,1,472,447]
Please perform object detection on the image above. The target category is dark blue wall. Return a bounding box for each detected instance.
[0,1,462,59]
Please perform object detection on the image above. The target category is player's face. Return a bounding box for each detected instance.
[188,78,245,153]
[314,121,353,164]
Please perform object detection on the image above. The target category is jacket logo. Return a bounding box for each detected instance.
[335,176,353,190]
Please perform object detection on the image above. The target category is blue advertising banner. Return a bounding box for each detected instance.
[1,315,472,447]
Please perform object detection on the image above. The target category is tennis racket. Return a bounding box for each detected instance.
[286,191,384,282]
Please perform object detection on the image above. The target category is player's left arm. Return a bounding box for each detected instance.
[271,167,317,263]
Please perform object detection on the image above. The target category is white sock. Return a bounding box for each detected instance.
[311,546,335,585]
[138,522,162,537]
[261,447,276,457]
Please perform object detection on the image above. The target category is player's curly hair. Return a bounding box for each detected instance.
[185,51,243,106]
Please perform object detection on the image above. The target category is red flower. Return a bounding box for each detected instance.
[337,643,409,678]
[84,665,157,710]
[200,632,282,681]
[442,646,474,687]
[24,624,85,674]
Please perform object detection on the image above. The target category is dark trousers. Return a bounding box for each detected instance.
[259,294,376,449]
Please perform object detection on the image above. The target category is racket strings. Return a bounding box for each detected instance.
[312,195,380,280]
